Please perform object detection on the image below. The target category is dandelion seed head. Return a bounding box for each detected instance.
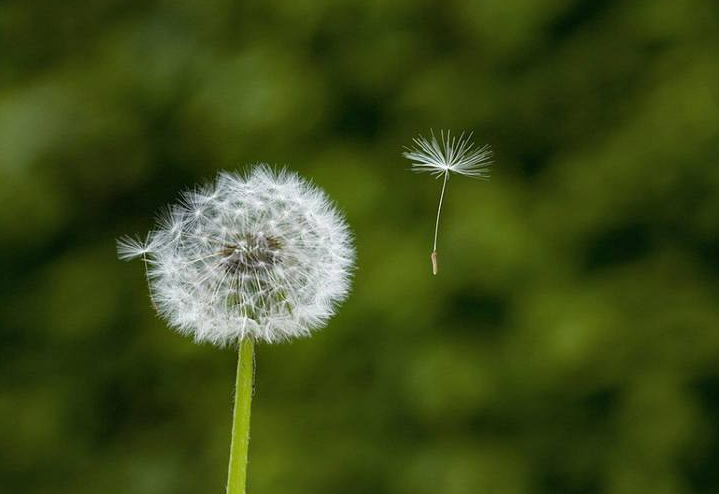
[403,129,493,179]
[117,165,355,346]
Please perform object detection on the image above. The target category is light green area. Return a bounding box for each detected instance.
[226,338,254,494]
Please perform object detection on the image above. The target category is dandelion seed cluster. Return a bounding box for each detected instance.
[118,166,355,346]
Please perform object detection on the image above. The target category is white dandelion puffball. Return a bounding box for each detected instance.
[117,166,355,346]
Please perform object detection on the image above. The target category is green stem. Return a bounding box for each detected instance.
[226,338,255,494]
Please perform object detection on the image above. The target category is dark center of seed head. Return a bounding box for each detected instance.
[221,234,282,274]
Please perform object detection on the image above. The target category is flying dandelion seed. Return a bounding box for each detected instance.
[117,165,355,494]
[403,130,493,275]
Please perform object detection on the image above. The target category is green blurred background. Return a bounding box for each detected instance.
[2,0,719,493]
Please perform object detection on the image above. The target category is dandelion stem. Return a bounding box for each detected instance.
[226,338,255,494]
[431,170,449,275]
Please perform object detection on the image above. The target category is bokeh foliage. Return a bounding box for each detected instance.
[2,0,719,493]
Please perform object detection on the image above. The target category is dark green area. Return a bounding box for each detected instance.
[2,0,719,493]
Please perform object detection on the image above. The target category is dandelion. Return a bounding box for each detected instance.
[117,165,355,494]
[403,130,493,275]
